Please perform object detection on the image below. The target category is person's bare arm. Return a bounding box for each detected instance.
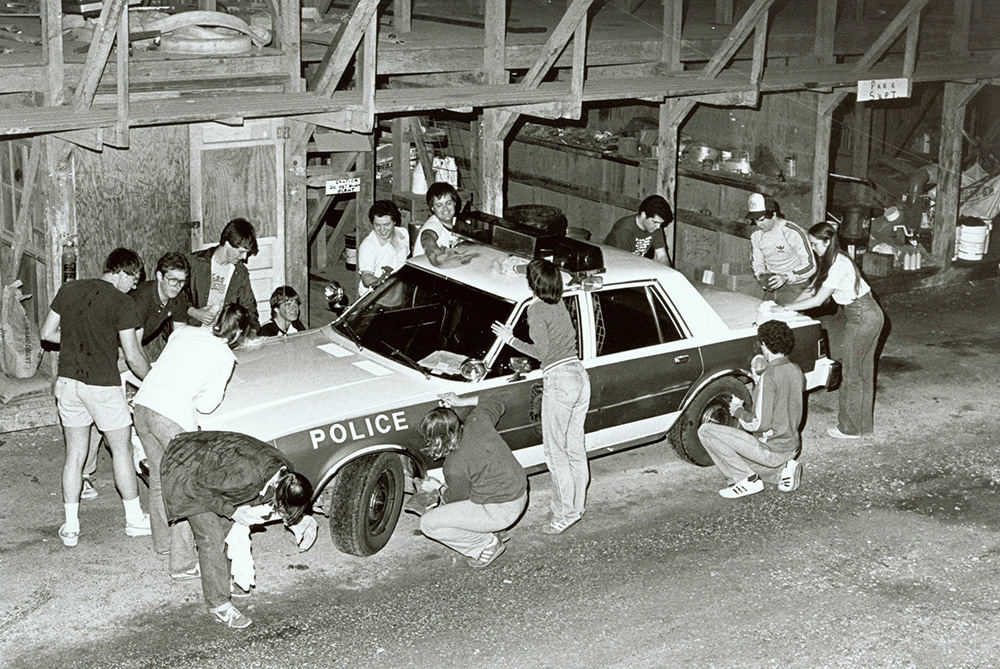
[422,230,478,269]
[119,329,151,380]
[40,310,61,344]
[188,306,216,326]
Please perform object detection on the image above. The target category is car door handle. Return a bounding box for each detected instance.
[674,354,690,364]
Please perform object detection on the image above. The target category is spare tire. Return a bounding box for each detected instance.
[504,205,568,237]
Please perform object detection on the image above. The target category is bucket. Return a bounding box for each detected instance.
[566,227,591,241]
[956,218,990,261]
[344,233,357,270]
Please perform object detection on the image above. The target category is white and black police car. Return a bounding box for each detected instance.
[201,215,839,556]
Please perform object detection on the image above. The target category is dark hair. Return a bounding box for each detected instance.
[219,218,259,257]
[638,195,673,225]
[212,303,253,348]
[273,470,313,527]
[104,248,143,276]
[419,407,463,460]
[757,319,795,356]
[155,251,189,277]
[369,200,401,225]
[425,182,460,210]
[527,258,564,304]
[808,222,861,296]
[269,285,300,314]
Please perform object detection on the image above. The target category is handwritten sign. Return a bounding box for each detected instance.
[857,78,911,102]
[325,177,361,195]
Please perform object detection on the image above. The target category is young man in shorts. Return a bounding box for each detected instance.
[41,247,153,547]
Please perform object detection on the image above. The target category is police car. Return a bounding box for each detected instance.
[201,219,838,557]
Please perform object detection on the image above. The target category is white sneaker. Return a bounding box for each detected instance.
[81,476,98,500]
[212,603,252,629]
[719,475,764,499]
[826,427,859,439]
[778,459,802,492]
[125,513,152,537]
[59,523,80,547]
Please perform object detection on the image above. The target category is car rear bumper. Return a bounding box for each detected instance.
[805,357,841,392]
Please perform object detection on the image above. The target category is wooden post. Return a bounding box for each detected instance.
[480,0,507,216]
[660,0,682,69]
[355,137,375,253]
[933,82,974,264]
[657,99,694,264]
[814,0,836,63]
[393,0,411,33]
[812,97,835,226]
[281,0,307,321]
[852,102,871,179]
[392,118,410,195]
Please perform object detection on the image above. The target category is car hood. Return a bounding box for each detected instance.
[200,329,437,441]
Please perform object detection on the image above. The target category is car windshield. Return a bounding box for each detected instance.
[324,265,516,379]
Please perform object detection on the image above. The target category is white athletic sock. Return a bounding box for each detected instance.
[64,503,80,532]
[122,496,144,524]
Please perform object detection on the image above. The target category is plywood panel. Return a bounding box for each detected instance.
[74,125,190,278]
[201,143,278,242]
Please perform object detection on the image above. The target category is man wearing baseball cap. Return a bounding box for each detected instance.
[746,193,815,304]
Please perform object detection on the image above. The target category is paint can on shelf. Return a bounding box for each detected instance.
[784,155,797,179]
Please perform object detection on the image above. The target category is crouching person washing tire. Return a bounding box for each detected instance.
[161,431,316,629]
[418,393,528,568]
[697,320,804,499]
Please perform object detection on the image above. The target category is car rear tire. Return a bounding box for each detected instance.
[328,452,404,556]
[668,376,752,467]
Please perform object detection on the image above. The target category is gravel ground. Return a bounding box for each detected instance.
[2,279,999,668]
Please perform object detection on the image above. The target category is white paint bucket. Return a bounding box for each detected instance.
[956,220,990,261]
[344,233,357,270]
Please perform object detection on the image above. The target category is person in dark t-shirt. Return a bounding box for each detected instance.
[602,194,674,265]
[131,252,191,361]
[41,248,152,548]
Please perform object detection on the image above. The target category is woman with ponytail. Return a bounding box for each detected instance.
[785,222,884,439]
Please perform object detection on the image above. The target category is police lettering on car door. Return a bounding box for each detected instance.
[309,410,409,449]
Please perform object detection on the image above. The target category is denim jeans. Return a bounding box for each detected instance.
[698,423,792,485]
[187,511,233,610]
[542,361,591,524]
[420,491,527,559]
[840,292,884,436]
[133,405,198,575]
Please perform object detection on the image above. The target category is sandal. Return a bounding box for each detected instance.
[466,538,506,569]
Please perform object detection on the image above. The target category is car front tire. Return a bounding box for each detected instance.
[668,376,752,466]
[328,452,404,556]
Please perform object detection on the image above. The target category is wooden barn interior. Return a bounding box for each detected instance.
[1,0,999,427]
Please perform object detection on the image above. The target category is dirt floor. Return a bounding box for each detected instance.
[3,279,1000,668]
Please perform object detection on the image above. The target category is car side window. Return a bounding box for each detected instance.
[489,295,582,378]
[593,285,684,356]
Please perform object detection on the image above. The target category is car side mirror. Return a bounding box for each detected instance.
[508,356,533,383]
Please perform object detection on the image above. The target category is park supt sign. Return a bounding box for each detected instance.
[857,77,912,101]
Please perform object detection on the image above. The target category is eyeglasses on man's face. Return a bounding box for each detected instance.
[163,276,187,287]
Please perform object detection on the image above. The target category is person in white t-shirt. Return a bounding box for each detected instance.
[132,303,254,579]
[358,200,410,297]
[785,222,884,440]
[413,182,478,268]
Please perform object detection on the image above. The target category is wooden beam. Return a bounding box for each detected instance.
[715,0,734,25]
[852,102,871,179]
[391,118,410,194]
[812,101,834,226]
[114,6,129,147]
[481,0,507,216]
[660,0,682,70]
[657,99,696,264]
[496,0,594,138]
[74,0,129,112]
[902,13,919,79]
[358,9,376,131]
[354,141,375,250]
[933,82,972,264]
[52,128,104,152]
[409,117,435,186]
[393,0,411,34]
[308,0,380,96]
[814,0,836,63]
[951,0,971,56]
[570,12,586,110]
[42,0,64,105]
[1,137,42,285]
[750,11,768,88]
[701,0,775,79]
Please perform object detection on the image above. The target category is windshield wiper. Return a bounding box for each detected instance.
[337,320,363,351]
[389,346,430,379]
